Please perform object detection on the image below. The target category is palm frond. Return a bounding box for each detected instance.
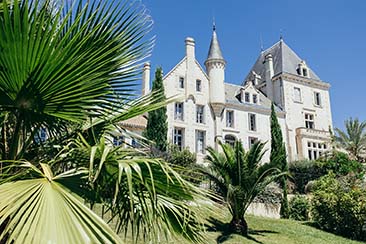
[0,161,122,244]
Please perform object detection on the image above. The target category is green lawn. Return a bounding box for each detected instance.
[118,204,362,244]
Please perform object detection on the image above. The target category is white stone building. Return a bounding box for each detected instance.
[140,26,333,163]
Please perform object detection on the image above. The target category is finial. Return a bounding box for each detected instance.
[260,34,264,52]
[280,28,283,41]
[213,16,216,31]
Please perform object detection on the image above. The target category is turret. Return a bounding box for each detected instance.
[204,25,226,116]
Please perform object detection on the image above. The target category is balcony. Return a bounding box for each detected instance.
[296,127,331,141]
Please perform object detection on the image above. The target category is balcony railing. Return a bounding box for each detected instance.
[296,127,331,140]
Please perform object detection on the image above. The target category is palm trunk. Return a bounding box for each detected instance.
[230,216,248,236]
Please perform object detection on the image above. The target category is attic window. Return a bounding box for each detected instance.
[302,68,308,77]
[297,61,309,77]
[244,92,250,103]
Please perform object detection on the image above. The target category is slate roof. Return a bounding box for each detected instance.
[244,40,320,84]
[206,27,225,62]
[224,83,282,112]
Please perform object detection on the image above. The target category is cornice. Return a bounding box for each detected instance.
[273,72,331,90]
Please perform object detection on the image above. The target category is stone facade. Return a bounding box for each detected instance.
[139,28,333,163]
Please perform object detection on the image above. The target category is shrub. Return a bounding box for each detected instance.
[254,182,282,205]
[311,173,366,241]
[289,160,326,194]
[320,151,364,179]
[289,195,310,221]
[165,144,203,184]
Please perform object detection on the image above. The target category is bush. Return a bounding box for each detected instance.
[311,173,366,241]
[320,151,364,179]
[165,144,203,184]
[289,195,310,221]
[254,182,282,205]
[289,152,365,194]
[289,160,326,194]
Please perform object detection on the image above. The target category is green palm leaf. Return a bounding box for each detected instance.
[0,0,153,159]
[0,162,122,243]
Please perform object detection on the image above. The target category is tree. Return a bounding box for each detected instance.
[270,103,289,218]
[144,67,168,151]
[334,118,366,162]
[200,140,284,236]
[0,1,207,243]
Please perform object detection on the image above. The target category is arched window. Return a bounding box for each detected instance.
[224,135,236,147]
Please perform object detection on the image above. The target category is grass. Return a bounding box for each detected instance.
[113,204,362,244]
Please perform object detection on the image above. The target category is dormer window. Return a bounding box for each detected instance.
[244,92,250,103]
[302,68,308,77]
[253,94,258,104]
[297,60,309,78]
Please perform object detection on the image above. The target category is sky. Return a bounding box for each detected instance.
[141,0,366,129]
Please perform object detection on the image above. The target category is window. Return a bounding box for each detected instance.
[224,135,236,147]
[179,77,184,88]
[196,130,206,154]
[252,94,258,104]
[196,79,202,92]
[248,113,256,131]
[113,136,124,146]
[305,113,314,129]
[307,140,328,160]
[302,68,308,77]
[131,138,139,148]
[314,92,321,106]
[226,110,234,128]
[245,92,250,103]
[196,105,205,124]
[173,128,184,150]
[249,137,258,148]
[294,87,302,102]
[35,128,47,143]
[174,102,184,120]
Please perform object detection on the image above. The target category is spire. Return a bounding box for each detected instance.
[206,23,224,62]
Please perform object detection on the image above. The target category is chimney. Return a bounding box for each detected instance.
[185,37,195,60]
[264,53,274,81]
[142,62,150,96]
[264,53,274,100]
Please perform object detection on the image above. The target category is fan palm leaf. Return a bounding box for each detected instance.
[0,0,153,159]
[0,161,122,243]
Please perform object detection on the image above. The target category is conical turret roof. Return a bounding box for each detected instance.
[206,25,225,62]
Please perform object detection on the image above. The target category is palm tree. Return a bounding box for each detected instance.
[0,1,208,243]
[200,140,285,236]
[334,118,366,162]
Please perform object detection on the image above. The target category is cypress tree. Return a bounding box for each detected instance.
[144,67,168,151]
[270,103,289,218]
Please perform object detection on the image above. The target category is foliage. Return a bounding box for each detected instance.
[311,173,366,241]
[0,162,122,243]
[253,182,282,205]
[143,67,168,151]
[334,118,366,162]
[0,1,209,243]
[290,152,364,194]
[289,160,327,194]
[165,144,203,184]
[200,140,285,235]
[288,195,310,221]
[320,151,364,178]
[166,144,196,167]
[270,103,289,218]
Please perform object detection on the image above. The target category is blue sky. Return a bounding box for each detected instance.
[141,0,366,129]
